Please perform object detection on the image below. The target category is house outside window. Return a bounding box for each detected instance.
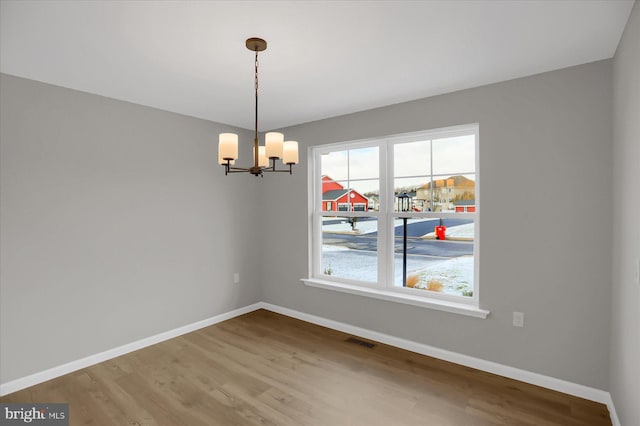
[307,124,479,308]
[321,176,369,212]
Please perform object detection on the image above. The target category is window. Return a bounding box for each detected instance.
[307,124,482,313]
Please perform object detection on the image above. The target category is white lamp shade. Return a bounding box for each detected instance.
[219,133,238,160]
[265,132,284,159]
[283,141,299,164]
[258,146,268,167]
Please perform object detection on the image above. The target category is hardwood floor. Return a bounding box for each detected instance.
[1,309,611,425]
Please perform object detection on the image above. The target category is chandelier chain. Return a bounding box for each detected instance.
[255,51,259,95]
[254,50,259,164]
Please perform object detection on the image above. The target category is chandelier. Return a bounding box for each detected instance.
[218,37,299,176]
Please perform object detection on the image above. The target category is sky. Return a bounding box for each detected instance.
[321,134,475,194]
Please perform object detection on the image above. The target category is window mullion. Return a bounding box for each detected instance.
[383,139,394,290]
[312,149,323,278]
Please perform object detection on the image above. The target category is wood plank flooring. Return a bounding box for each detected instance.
[1,309,611,425]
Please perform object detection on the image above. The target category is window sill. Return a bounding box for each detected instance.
[301,278,490,319]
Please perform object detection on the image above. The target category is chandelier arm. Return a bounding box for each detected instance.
[262,168,293,174]
[226,167,258,175]
[262,159,293,174]
[224,160,255,175]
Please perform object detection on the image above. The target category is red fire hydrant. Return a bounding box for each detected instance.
[435,226,447,240]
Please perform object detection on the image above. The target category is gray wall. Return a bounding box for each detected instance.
[0,45,624,400]
[0,74,262,383]
[611,2,640,424]
[262,60,613,390]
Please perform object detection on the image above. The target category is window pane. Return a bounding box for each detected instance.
[348,146,379,180]
[322,217,377,282]
[322,179,378,212]
[450,174,476,212]
[350,179,379,212]
[393,177,428,212]
[393,217,474,297]
[320,147,379,182]
[321,150,348,181]
[432,134,475,175]
[416,174,476,213]
[394,140,430,177]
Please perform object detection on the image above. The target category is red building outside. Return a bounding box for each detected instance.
[321,175,369,212]
[454,199,476,213]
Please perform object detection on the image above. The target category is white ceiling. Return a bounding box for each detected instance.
[0,1,634,131]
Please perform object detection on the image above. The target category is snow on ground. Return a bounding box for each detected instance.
[403,256,473,295]
[322,250,473,297]
[322,249,379,280]
[321,218,381,234]
[424,222,474,240]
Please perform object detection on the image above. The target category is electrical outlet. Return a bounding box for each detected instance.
[233,272,240,284]
[513,312,524,327]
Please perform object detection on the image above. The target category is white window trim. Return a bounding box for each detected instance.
[301,278,489,318]
[305,124,487,318]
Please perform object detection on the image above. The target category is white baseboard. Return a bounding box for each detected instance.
[257,302,621,426]
[0,303,262,396]
[0,300,621,426]
[603,392,622,426]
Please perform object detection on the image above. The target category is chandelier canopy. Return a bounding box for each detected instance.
[218,37,299,176]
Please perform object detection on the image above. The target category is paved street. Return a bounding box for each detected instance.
[323,217,472,237]
[323,233,473,258]
[389,218,472,237]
